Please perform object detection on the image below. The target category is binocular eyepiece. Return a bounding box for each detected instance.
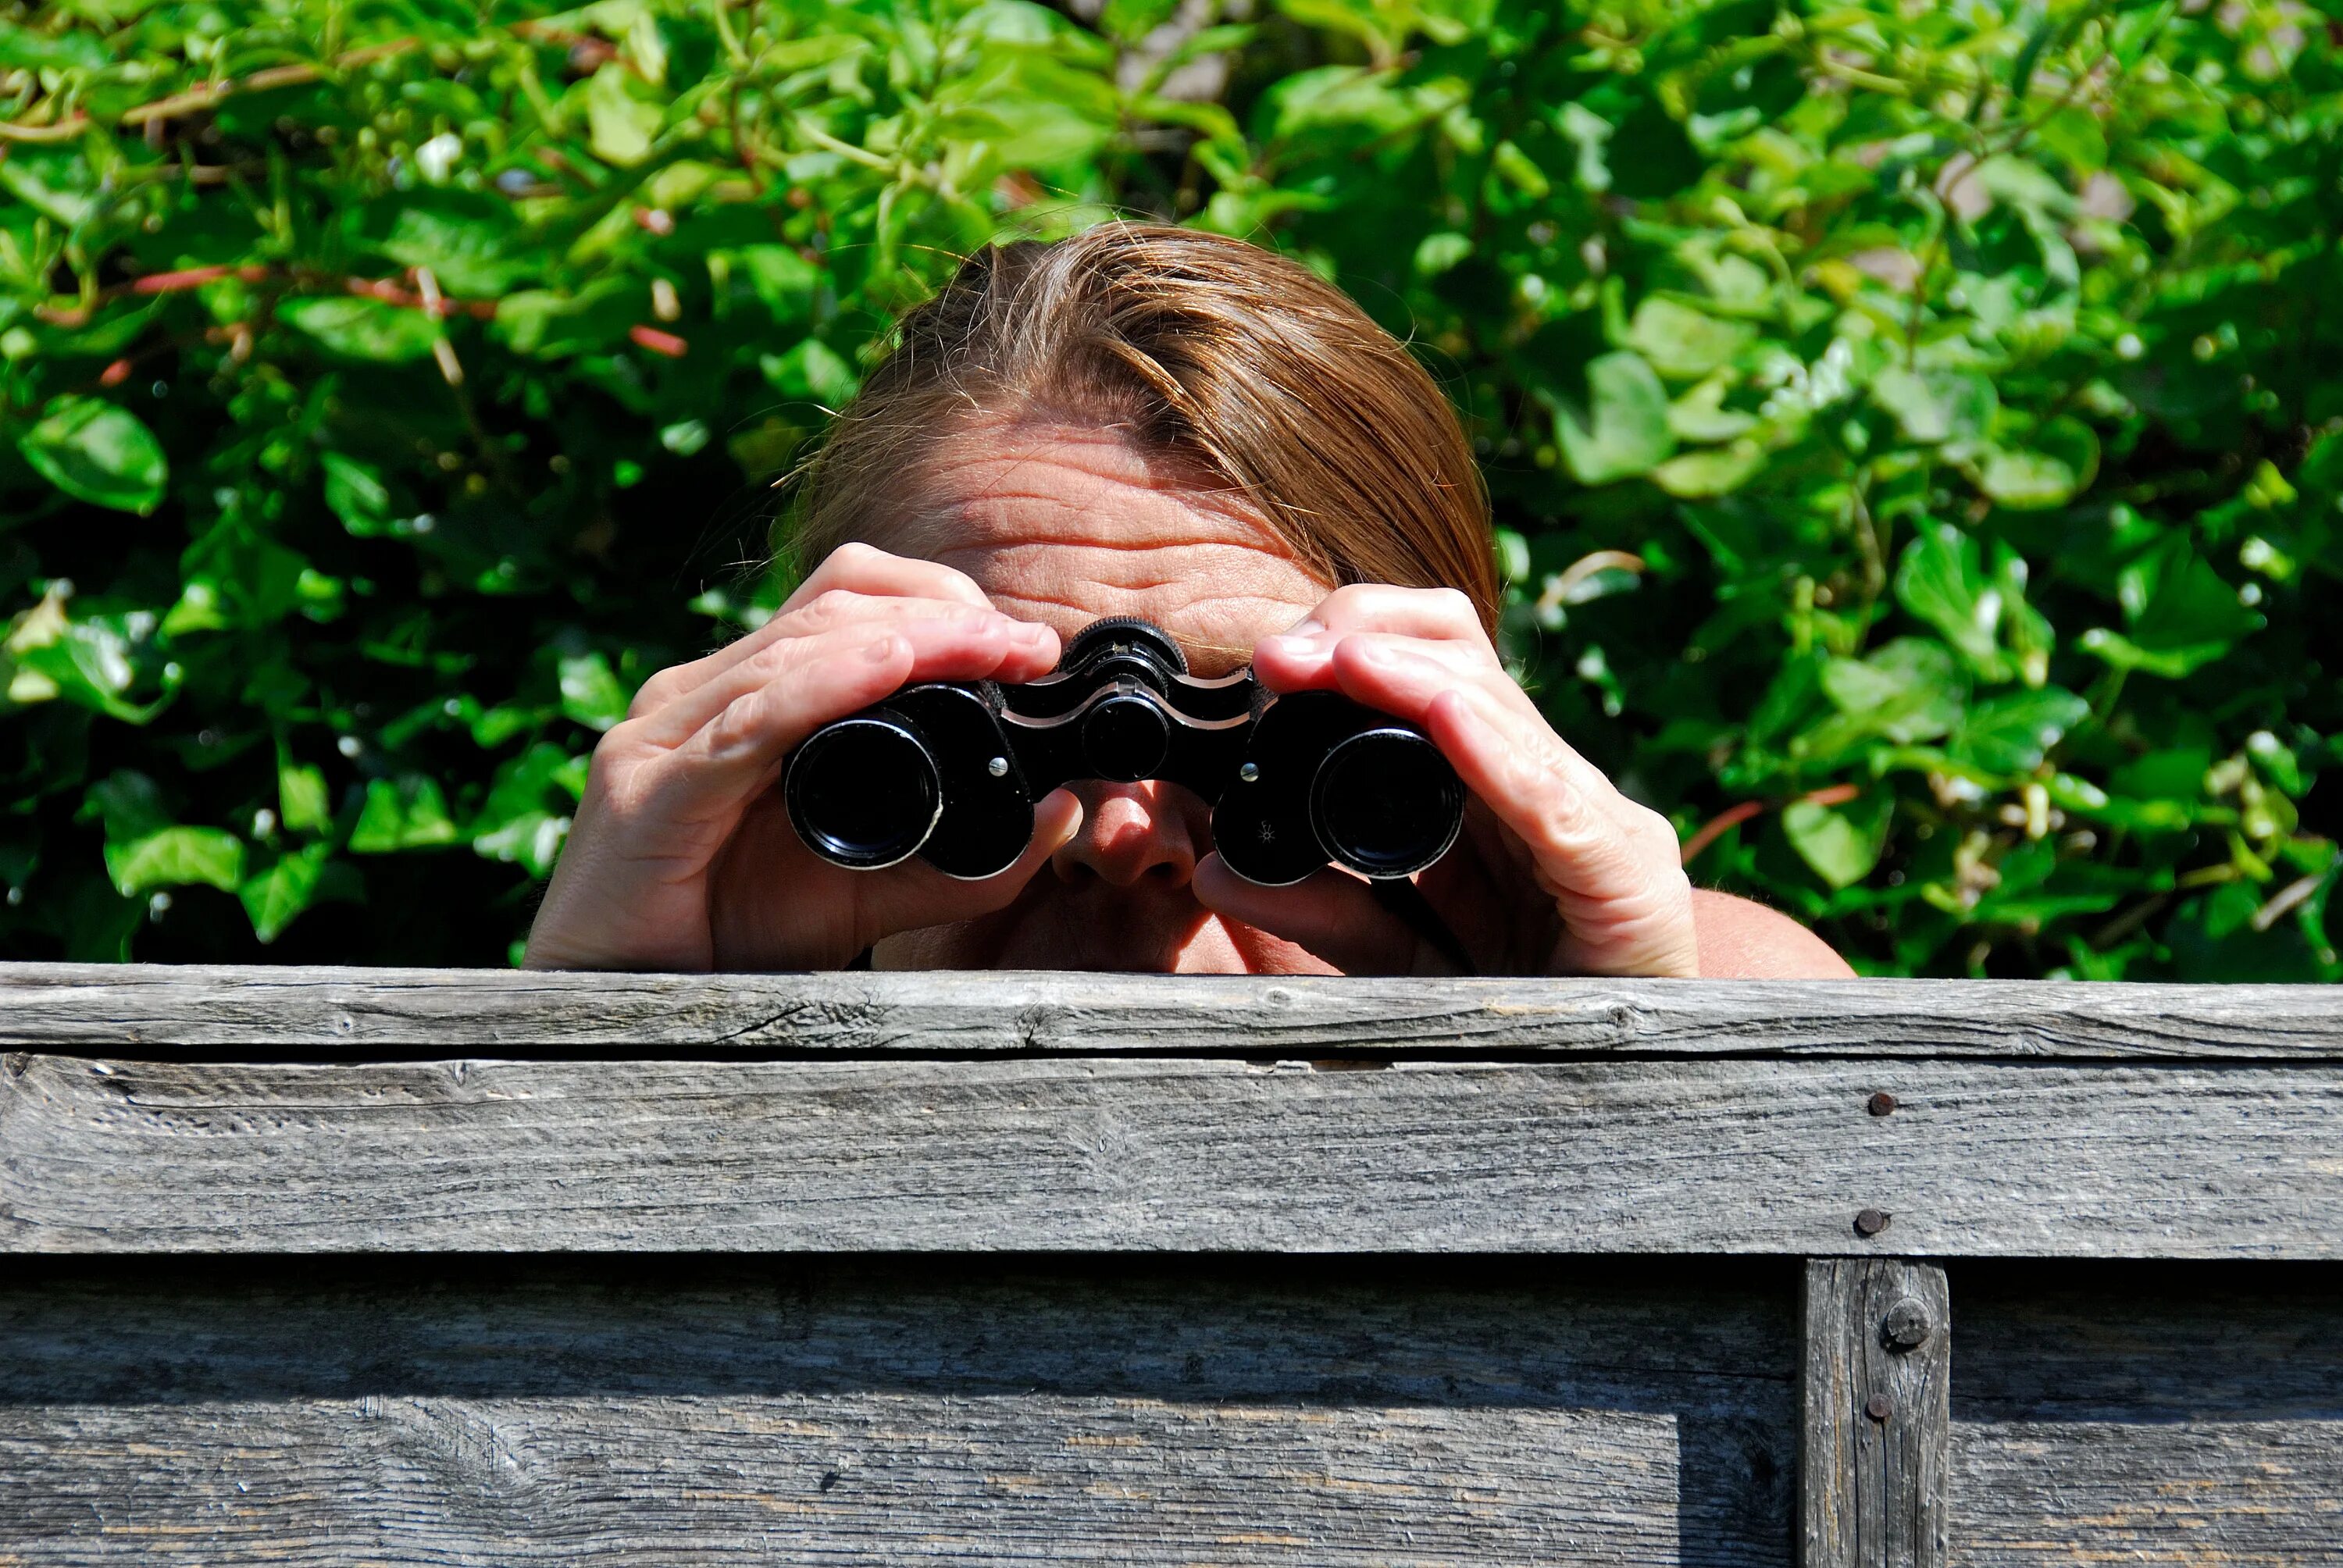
[783,618,1464,886]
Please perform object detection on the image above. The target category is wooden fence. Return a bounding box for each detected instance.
[3,964,2339,1565]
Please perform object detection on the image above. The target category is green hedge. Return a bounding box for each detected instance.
[2,0,2334,978]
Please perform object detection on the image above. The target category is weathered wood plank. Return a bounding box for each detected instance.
[0,1258,1796,1566]
[1802,1260,1952,1568]
[1945,1260,2343,1566]
[6,1057,2341,1255]
[3,962,2340,1058]
[1949,1421,2343,1567]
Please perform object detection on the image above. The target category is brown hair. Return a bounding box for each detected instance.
[787,223,1500,636]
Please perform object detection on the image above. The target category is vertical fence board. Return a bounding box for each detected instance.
[1802,1260,1952,1568]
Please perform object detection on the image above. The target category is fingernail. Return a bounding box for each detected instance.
[1351,638,1395,666]
[1285,617,1324,636]
[1011,621,1052,643]
[865,634,900,663]
[1268,633,1321,657]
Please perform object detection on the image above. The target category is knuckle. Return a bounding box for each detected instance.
[701,691,767,762]
[625,672,679,718]
[1427,586,1476,622]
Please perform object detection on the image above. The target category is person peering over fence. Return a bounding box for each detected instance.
[522,224,1850,980]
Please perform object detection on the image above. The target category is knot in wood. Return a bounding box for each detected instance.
[1853,1206,1892,1237]
[1880,1295,1933,1351]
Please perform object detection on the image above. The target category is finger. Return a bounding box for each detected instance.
[1420,688,1696,976]
[779,541,996,615]
[1252,622,1508,700]
[1314,635,1637,826]
[1277,583,1486,643]
[1193,857,1435,975]
[633,545,1002,716]
[626,620,1033,830]
[637,605,1057,750]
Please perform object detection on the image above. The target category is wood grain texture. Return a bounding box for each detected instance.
[1802,1260,1952,1568]
[6,1056,2341,1256]
[0,1257,1798,1566]
[1950,1422,2343,1567]
[3,962,2341,1058]
[1946,1260,2343,1567]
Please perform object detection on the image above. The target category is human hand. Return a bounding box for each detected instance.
[1193,585,1699,976]
[524,544,1082,972]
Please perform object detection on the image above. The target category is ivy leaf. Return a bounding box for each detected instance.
[1894,525,2010,680]
[1554,351,1675,485]
[16,396,169,515]
[106,827,245,898]
[558,650,631,732]
[1626,298,1754,380]
[1869,367,1997,445]
[321,452,395,537]
[279,297,442,363]
[1783,793,1890,889]
[279,762,332,835]
[348,774,459,853]
[240,842,330,943]
[761,338,861,408]
[1954,687,2092,776]
[1976,419,2099,509]
[585,62,665,166]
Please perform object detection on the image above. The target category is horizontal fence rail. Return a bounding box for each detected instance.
[4,964,2341,1257]
[2,962,2339,1057]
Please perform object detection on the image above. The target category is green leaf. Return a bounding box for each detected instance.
[1783,793,1889,889]
[348,774,460,853]
[1808,638,1964,748]
[364,191,533,296]
[106,827,245,898]
[1414,231,1472,277]
[585,62,665,166]
[1893,525,2008,679]
[761,338,861,408]
[1554,351,1674,486]
[1975,419,2099,509]
[494,280,641,359]
[279,297,442,363]
[1953,687,2091,775]
[1868,367,1996,445]
[1650,440,1766,498]
[279,763,332,835]
[321,452,394,536]
[240,843,330,943]
[558,650,630,732]
[1625,298,1754,380]
[16,396,169,514]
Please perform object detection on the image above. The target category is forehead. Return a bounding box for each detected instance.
[882,420,1330,675]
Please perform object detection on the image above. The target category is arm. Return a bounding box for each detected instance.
[1690,889,1855,978]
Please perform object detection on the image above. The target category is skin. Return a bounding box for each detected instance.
[526,419,1853,979]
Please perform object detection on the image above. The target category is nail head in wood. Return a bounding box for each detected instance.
[1864,1392,1893,1422]
[1854,1207,1892,1237]
[1881,1295,1933,1351]
[1867,1092,1898,1116]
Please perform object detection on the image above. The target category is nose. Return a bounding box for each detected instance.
[1052,780,1202,889]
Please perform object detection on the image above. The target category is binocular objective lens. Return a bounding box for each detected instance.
[1309,728,1464,878]
[786,717,943,870]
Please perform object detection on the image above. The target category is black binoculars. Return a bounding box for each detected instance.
[782,617,1465,886]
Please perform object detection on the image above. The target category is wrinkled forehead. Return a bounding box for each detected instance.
[872,419,1331,676]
